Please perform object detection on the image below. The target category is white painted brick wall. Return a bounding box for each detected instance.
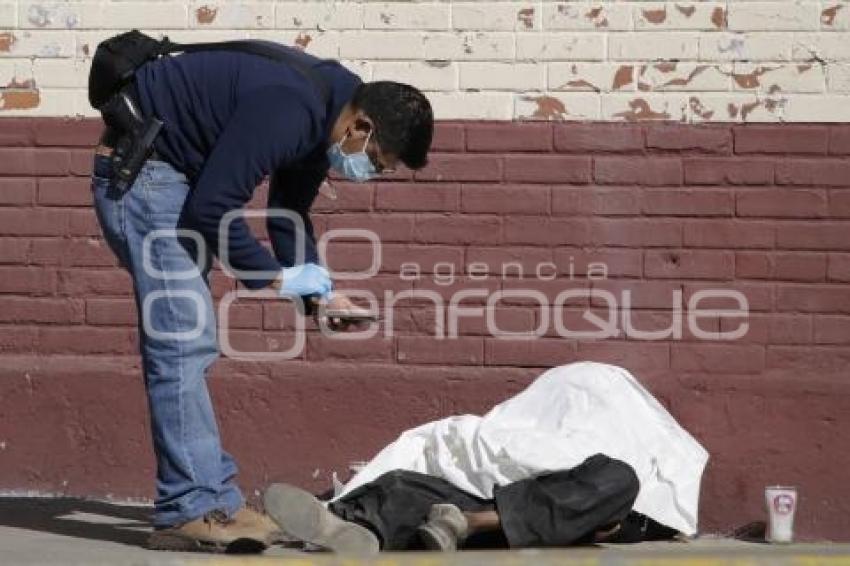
[424,32,515,60]
[1,0,850,121]
[19,2,101,29]
[517,32,604,61]
[372,60,456,90]
[275,2,364,30]
[699,32,793,61]
[100,2,188,30]
[452,2,541,32]
[460,61,544,90]
[828,62,850,92]
[609,32,700,61]
[0,3,15,28]
[363,3,450,31]
[727,2,821,32]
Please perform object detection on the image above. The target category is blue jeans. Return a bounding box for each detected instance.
[91,155,244,527]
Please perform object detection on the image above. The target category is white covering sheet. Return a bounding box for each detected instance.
[334,362,709,535]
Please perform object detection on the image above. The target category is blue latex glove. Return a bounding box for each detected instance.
[279,263,333,299]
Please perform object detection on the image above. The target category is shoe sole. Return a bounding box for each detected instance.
[263,483,379,555]
[147,531,266,554]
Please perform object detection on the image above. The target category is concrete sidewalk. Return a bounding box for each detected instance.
[1,497,847,565]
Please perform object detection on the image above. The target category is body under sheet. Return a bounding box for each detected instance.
[333,362,709,536]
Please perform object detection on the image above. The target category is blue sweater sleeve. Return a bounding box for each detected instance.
[183,86,321,289]
[267,162,326,267]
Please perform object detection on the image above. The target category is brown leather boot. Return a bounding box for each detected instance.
[147,507,274,553]
[232,506,290,545]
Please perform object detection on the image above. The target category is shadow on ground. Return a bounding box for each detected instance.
[0,497,151,548]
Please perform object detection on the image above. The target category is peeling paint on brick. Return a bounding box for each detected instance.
[638,63,679,92]
[526,95,567,120]
[613,98,670,121]
[567,79,600,92]
[1,91,40,110]
[426,59,451,68]
[612,65,634,90]
[727,103,740,119]
[821,4,844,26]
[0,33,16,52]
[664,66,708,88]
[5,78,35,90]
[711,7,727,29]
[642,8,667,24]
[763,96,785,114]
[689,97,714,120]
[380,12,392,25]
[195,5,218,25]
[675,4,696,18]
[517,8,535,29]
[294,32,312,49]
[0,79,40,111]
[81,44,89,57]
[585,6,609,28]
[741,101,762,120]
[731,66,776,89]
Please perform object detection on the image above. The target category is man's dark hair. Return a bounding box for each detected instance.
[351,81,433,170]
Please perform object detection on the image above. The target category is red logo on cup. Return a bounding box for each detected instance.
[773,494,794,515]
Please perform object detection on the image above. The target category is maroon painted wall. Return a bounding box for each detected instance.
[0,118,849,540]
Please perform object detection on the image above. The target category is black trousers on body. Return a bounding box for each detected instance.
[329,453,651,551]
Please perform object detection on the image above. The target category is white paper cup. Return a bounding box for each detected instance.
[765,485,797,543]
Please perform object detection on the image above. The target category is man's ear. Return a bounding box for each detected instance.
[350,112,374,139]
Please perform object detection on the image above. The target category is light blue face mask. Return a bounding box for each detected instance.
[327,131,377,183]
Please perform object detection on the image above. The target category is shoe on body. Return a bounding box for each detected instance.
[417,503,469,551]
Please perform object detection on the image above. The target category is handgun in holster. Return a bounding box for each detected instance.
[99,86,163,192]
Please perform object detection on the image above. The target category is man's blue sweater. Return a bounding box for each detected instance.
[134,44,362,289]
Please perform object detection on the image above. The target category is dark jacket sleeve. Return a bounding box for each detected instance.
[267,161,328,315]
[266,158,328,268]
[183,85,321,289]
